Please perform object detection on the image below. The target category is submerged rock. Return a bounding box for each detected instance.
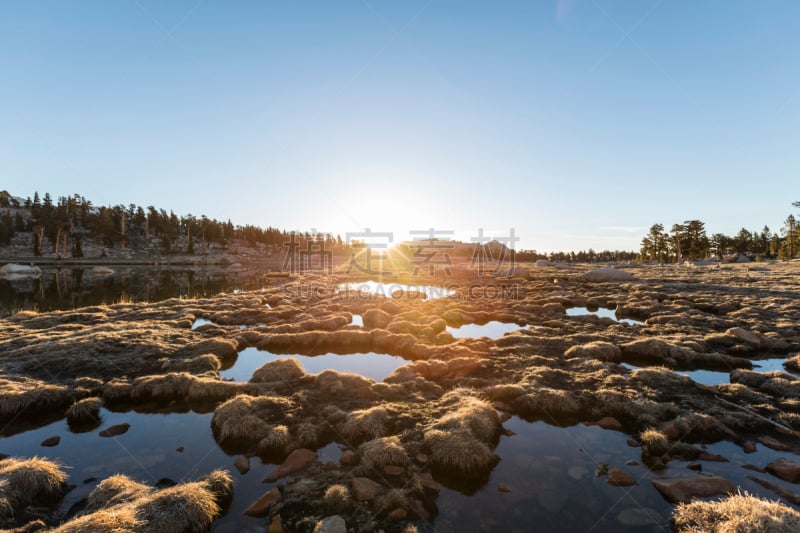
[264,449,316,482]
[651,474,735,503]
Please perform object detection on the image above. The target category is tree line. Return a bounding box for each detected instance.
[0,190,350,257]
[640,202,800,262]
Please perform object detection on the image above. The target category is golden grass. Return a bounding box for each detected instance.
[640,428,669,456]
[341,405,394,443]
[564,341,622,362]
[673,492,800,532]
[0,377,72,420]
[323,484,351,513]
[211,394,293,444]
[54,470,232,533]
[433,390,501,444]
[250,357,305,383]
[513,387,583,422]
[423,428,498,476]
[257,425,290,454]
[0,456,68,517]
[66,397,103,426]
[359,436,408,470]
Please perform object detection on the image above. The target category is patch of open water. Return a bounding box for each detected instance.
[446,321,524,339]
[567,307,644,326]
[220,347,408,382]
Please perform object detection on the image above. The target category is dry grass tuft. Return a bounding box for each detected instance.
[0,456,68,517]
[359,436,409,470]
[423,428,498,477]
[564,341,622,362]
[341,405,400,443]
[55,469,232,532]
[250,358,305,383]
[212,394,293,444]
[66,397,103,426]
[513,387,583,423]
[323,484,351,513]
[640,428,669,457]
[257,425,290,454]
[673,492,800,532]
[0,377,72,421]
[433,391,501,444]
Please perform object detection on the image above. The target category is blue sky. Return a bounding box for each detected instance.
[1,1,799,251]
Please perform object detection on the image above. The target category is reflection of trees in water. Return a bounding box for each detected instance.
[0,267,270,316]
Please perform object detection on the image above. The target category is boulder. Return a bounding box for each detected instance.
[264,448,317,482]
[651,474,735,503]
[244,487,282,517]
[313,516,346,533]
[766,458,800,484]
[350,477,382,501]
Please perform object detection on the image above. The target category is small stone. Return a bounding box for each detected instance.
[264,448,316,482]
[383,465,404,476]
[234,456,250,475]
[83,477,97,484]
[626,439,641,448]
[607,467,638,487]
[698,452,728,462]
[742,464,766,473]
[652,475,735,504]
[498,483,512,492]
[176,446,184,453]
[625,460,639,466]
[156,478,176,488]
[687,463,702,471]
[597,416,623,431]
[340,450,357,466]
[99,423,130,437]
[765,458,800,483]
[313,515,347,533]
[244,487,282,517]
[350,477,382,501]
[758,436,791,452]
[417,473,440,495]
[389,508,407,519]
[41,436,60,447]
[742,441,757,453]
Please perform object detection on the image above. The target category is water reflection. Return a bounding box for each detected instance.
[0,265,275,317]
[567,307,644,326]
[220,347,408,382]
[447,321,523,339]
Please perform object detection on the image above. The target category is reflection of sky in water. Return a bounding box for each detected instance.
[566,307,644,325]
[447,321,523,339]
[220,347,407,382]
[351,314,363,326]
[337,281,455,299]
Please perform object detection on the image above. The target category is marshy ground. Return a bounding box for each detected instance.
[1,260,800,531]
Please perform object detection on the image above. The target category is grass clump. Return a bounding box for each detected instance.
[423,428,499,477]
[0,456,69,521]
[673,492,800,532]
[212,394,294,445]
[66,397,103,427]
[323,484,351,513]
[250,358,305,383]
[358,436,409,470]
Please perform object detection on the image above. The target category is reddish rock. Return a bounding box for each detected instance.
[269,516,284,533]
[41,435,60,447]
[244,487,282,517]
[698,452,729,462]
[417,473,440,495]
[625,460,640,466]
[651,475,735,503]
[597,417,623,431]
[742,441,757,454]
[687,463,702,472]
[264,448,317,482]
[351,477,382,501]
[607,467,638,487]
[99,423,130,437]
[340,450,357,466]
[758,436,791,452]
[234,455,251,475]
[389,508,407,519]
[498,483,512,492]
[383,465,404,476]
[766,458,800,483]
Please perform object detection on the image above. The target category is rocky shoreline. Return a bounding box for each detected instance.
[1,261,800,531]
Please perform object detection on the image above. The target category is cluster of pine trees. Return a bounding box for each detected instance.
[640,202,800,262]
[0,191,348,257]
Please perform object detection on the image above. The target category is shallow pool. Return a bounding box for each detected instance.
[446,321,524,339]
[221,347,408,382]
[566,307,644,326]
